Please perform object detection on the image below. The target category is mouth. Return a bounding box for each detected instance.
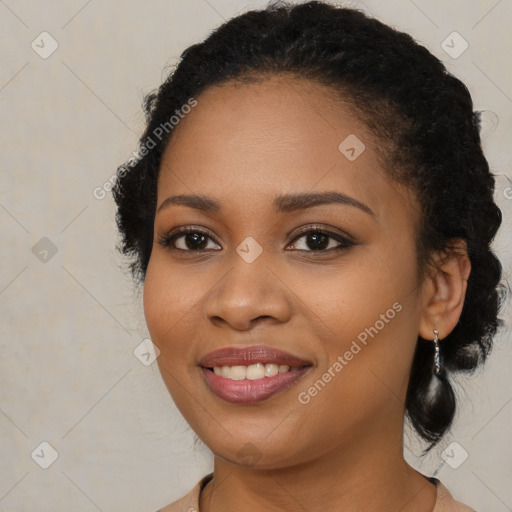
[199,344,313,404]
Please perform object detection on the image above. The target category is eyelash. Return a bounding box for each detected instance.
[156,224,356,255]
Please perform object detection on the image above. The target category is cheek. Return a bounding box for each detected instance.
[142,257,206,415]
[142,255,204,362]
[289,252,411,345]
[294,243,420,398]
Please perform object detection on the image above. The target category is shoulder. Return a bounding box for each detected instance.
[156,473,213,512]
[433,478,478,512]
[154,473,478,512]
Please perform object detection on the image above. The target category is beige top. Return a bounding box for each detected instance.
[157,473,477,511]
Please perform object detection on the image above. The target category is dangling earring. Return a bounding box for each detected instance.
[433,328,441,376]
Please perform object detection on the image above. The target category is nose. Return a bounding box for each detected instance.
[205,250,293,331]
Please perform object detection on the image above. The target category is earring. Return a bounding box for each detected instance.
[433,329,441,375]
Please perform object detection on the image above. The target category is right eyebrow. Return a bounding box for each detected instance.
[157,194,221,214]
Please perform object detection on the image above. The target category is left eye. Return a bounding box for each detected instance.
[287,229,354,252]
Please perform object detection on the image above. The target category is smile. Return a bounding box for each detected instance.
[199,344,313,404]
[202,365,311,404]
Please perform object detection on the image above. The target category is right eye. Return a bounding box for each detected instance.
[156,226,222,252]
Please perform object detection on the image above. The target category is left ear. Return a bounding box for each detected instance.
[418,239,471,340]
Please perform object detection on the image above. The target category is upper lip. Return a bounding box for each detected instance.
[199,344,313,368]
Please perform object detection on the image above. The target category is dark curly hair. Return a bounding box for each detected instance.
[112,0,506,452]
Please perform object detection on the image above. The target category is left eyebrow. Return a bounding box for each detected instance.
[156,190,375,217]
[273,191,375,217]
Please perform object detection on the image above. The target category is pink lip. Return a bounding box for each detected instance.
[199,344,313,404]
[199,344,312,368]
[201,366,312,404]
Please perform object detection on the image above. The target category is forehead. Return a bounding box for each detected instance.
[157,75,412,221]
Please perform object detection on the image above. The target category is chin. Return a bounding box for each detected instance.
[198,429,317,470]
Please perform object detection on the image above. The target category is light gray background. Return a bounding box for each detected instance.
[1,0,511,510]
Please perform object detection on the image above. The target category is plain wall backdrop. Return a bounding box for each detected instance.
[1,0,511,510]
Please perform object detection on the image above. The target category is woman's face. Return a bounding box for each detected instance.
[143,75,427,468]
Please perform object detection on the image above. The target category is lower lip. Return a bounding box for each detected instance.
[201,366,311,404]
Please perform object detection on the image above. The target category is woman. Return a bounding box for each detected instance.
[112,1,505,510]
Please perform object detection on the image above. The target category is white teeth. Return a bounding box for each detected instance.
[211,363,301,380]
[264,363,279,377]
[230,365,247,380]
[246,363,265,380]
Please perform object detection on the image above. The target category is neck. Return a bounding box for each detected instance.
[199,419,436,512]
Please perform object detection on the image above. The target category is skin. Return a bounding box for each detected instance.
[143,74,471,512]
